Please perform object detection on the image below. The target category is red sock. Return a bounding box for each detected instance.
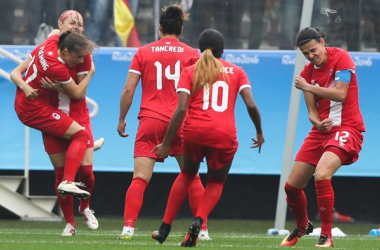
[63,130,89,182]
[188,176,208,229]
[54,167,75,226]
[123,177,148,227]
[315,179,334,237]
[163,169,196,225]
[284,182,309,229]
[195,178,225,222]
[78,165,94,211]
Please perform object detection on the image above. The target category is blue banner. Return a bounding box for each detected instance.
[0,46,378,176]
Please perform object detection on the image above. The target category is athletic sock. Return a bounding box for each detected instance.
[163,169,196,225]
[284,182,309,229]
[63,129,89,182]
[188,176,204,215]
[195,178,225,222]
[315,179,334,237]
[54,167,75,226]
[123,177,148,227]
[78,164,94,211]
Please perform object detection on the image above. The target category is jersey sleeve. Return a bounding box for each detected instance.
[75,53,92,76]
[236,66,251,92]
[335,50,356,73]
[45,34,59,43]
[129,49,142,75]
[47,64,72,84]
[300,63,313,83]
[177,67,192,95]
[189,49,201,66]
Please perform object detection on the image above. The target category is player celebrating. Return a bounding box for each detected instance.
[11,32,96,205]
[151,28,264,246]
[40,10,101,236]
[280,27,365,248]
[117,4,210,240]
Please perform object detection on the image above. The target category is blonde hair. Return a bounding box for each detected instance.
[192,49,227,93]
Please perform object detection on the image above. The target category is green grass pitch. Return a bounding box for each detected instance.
[1,217,380,249]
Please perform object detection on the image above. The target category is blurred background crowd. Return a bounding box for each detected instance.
[1,0,380,52]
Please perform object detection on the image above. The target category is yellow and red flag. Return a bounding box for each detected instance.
[114,0,141,47]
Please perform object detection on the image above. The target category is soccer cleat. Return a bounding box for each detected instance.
[280,221,314,247]
[152,222,171,243]
[333,209,354,223]
[118,226,135,240]
[198,229,212,241]
[57,181,90,198]
[315,234,333,248]
[94,137,105,151]
[79,207,99,230]
[181,217,203,247]
[61,223,76,236]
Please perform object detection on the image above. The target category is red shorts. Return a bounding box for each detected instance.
[16,105,73,138]
[42,121,94,154]
[134,117,182,162]
[182,140,237,170]
[295,127,364,166]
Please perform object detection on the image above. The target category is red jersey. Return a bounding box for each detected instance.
[15,37,72,114]
[129,37,200,122]
[301,47,365,132]
[47,35,92,124]
[178,59,251,149]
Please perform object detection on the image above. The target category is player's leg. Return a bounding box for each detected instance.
[57,120,90,198]
[173,154,209,239]
[78,145,98,230]
[152,154,200,244]
[120,117,161,239]
[181,147,233,247]
[43,133,76,236]
[119,157,155,239]
[313,149,346,247]
[280,161,315,246]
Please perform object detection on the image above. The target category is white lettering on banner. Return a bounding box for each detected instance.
[225,54,259,64]
[112,51,134,61]
[282,55,296,65]
[150,46,184,53]
[38,46,49,71]
[352,56,372,67]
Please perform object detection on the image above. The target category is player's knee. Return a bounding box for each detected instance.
[71,129,89,143]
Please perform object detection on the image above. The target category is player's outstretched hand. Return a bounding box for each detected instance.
[251,133,265,153]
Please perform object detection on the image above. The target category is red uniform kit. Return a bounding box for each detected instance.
[129,38,200,160]
[177,59,251,169]
[42,34,94,154]
[296,47,365,165]
[14,36,75,137]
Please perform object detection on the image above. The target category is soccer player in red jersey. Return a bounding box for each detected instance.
[117,4,209,240]
[40,10,100,236]
[11,32,95,202]
[151,28,264,246]
[279,27,365,248]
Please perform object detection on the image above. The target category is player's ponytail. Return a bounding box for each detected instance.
[192,29,227,94]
